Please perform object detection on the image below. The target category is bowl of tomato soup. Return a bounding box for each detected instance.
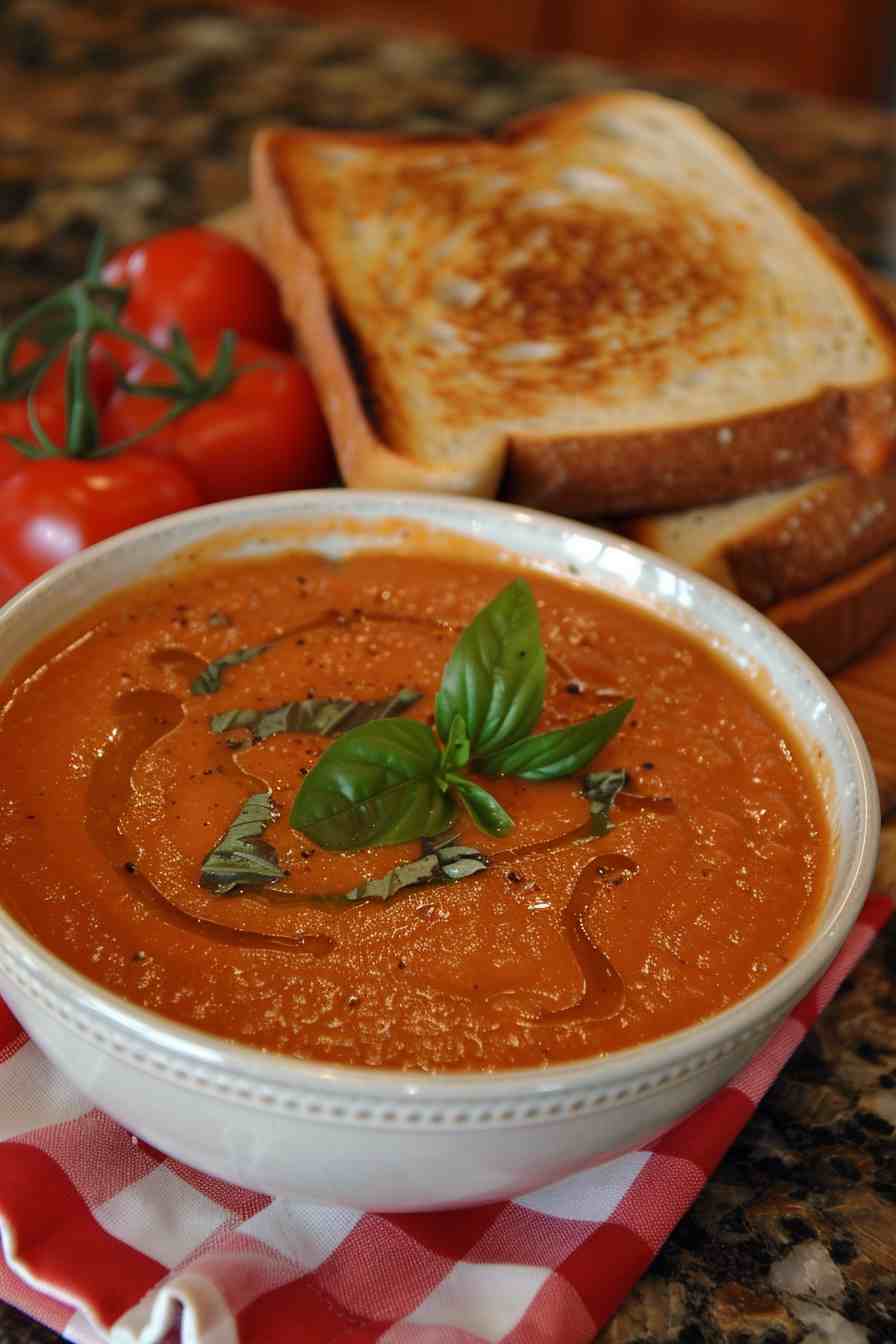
[0,492,878,1209]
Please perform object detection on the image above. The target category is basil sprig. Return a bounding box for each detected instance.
[334,833,488,905]
[209,688,421,745]
[191,642,270,696]
[290,580,633,851]
[583,768,628,836]
[200,791,287,893]
[291,719,457,850]
[435,578,545,756]
[477,699,634,781]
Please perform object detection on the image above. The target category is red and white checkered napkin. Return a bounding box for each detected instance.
[0,894,891,1344]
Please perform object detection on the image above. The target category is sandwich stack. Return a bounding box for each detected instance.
[245,90,896,819]
[249,91,896,684]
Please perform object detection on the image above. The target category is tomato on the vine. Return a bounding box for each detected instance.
[0,338,121,480]
[102,227,292,354]
[0,223,336,607]
[0,454,202,603]
[102,334,334,502]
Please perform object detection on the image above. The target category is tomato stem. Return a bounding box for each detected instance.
[80,401,190,460]
[0,232,241,461]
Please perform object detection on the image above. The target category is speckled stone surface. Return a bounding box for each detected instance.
[0,3,895,1342]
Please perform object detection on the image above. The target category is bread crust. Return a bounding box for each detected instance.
[251,94,896,510]
[509,96,896,461]
[875,825,896,889]
[833,675,896,818]
[505,394,849,516]
[251,128,504,497]
[767,548,896,674]
[506,383,896,516]
[625,472,896,607]
[207,200,259,255]
[730,473,896,606]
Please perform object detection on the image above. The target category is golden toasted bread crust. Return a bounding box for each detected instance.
[875,826,896,889]
[252,128,504,496]
[207,201,259,254]
[833,667,896,818]
[625,472,896,607]
[729,473,896,606]
[510,96,896,448]
[251,95,896,508]
[505,393,851,516]
[767,548,896,674]
[789,212,896,475]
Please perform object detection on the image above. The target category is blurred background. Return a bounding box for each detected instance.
[4,0,896,312]
[245,0,895,102]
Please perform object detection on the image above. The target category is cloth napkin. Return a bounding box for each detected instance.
[0,894,890,1344]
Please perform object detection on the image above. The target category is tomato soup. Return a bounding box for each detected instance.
[0,549,827,1071]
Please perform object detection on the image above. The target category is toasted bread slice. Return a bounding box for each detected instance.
[833,623,896,816]
[252,93,896,514]
[626,472,896,607]
[876,826,896,891]
[766,548,896,675]
[252,131,503,496]
[834,677,896,818]
[208,201,259,255]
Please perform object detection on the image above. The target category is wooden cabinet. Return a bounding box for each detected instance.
[547,0,892,101]
[276,0,892,101]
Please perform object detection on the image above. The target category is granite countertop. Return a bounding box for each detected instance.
[1,2,895,1341]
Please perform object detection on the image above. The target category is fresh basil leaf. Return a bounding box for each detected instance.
[440,713,470,771]
[477,699,634,781]
[333,834,489,905]
[210,688,421,744]
[291,719,455,850]
[435,579,546,757]
[583,768,629,836]
[200,791,287,893]
[449,775,514,837]
[190,642,270,695]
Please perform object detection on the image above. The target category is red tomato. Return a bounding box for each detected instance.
[0,454,202,603]
[101,334,334,502]
[102,227,291,352]
[0,338,122,477]
[40,338,121,413]
[0,340,65,474]
[85,338,123,405]
[0,438,25,484]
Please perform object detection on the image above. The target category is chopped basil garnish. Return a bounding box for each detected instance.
[209,688,421,744]
[333,834,488,905]
[190,642,270,696]
[199,791,287,893]
[290,579,633,850]
[583,769,628,836]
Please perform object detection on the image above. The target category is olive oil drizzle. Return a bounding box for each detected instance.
[91,608,665,1014]
[86,686,333,958]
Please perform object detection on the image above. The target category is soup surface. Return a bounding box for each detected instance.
[0,546,827,1070]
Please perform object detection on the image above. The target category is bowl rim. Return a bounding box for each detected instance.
[0,489,880,1103]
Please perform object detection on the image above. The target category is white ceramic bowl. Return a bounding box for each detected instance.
[0,492,879,1211]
